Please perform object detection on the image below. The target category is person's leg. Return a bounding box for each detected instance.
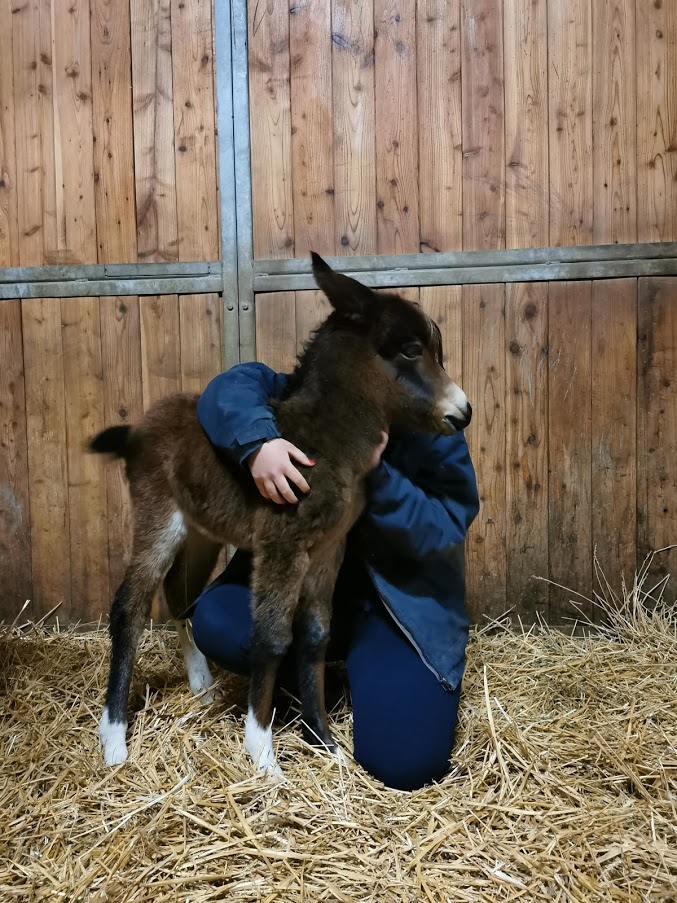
[190,580,253,676]
[346,601,462,791]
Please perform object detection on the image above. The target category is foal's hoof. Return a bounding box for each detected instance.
[99,710,128,766]
[245,707,284,779]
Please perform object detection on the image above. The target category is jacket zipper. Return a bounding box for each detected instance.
[366,566,453,691]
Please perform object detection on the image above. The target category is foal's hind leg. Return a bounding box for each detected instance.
[295,550,344,756]
[100,510,187,766]
[163,527,221,701]
[246,545,310,776]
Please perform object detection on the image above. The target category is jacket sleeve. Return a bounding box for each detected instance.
[197,362,288,464]
[362,433,479,560]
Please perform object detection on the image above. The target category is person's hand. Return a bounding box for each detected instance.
[368,430,389,471]
[247,438,314,504]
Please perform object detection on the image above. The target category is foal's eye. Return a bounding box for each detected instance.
[400,343,423,360]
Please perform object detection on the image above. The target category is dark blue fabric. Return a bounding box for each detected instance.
[197,363,479,690]
[191,569,462,791]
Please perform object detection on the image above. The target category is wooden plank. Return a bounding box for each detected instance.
[22,297,71,618]
[591,279,636,603]
[248,0,294,258]
[295,290,330,357]
[0,0,19,267]
[547,0,593,246]
[0,299,32,618]
[461,0,505,251]
[132,0,179,262]
[254,292,297,373]
[140,293,181,621]
[90,0,138,264]
[637,277,677,602]
[179,294,223,394]
[61,297,109,621]
[416,0,462,253]
[290,0,335,257]
[636,0,677,242]
[170,0,220,262]
[140,295,182,410]
[374,0,419,255]
[505,282,548,622]
[50,0,97,264]
[592,0,637,244]
[503,0,548,249]
[419,285,463,382]
[331,0,377,256]
[548,281,592,622]
[13,0,44,266]
[462,284,506,622]
[99,295,143,599]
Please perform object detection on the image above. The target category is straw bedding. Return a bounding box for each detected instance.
[2,556,676,902]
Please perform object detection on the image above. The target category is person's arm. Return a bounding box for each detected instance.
[363,433,479,560]
[197,362,313,504]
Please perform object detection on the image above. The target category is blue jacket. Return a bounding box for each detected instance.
[197,363,480,691]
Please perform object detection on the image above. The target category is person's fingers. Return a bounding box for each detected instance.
[285,442,315,467]
[263,479,286,505]
[274,475,299,504]
[285,464,310,495]
[254,477,270,500]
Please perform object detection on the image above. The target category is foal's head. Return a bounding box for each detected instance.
[302,253,471,436]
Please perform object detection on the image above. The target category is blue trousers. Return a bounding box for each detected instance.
[191,558,462,791]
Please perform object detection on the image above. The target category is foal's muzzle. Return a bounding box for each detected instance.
[444,403,472,432]
[439,383,472,433]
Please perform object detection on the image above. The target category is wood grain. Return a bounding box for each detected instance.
[99,296,143,599]
[331,0,377,256]
[91,0,138,264]
[592,0,637,244]
[248,0,294,258]
[637,277,677,602]
[461,0,505,251]
[0,0,19,267]
[22,298,71,617]
[61,297,109,621]
[50,0,97,264]
[255,292,297,373]
[591,279,636,602]
[132,0,179,262]
[0,299,31,618]
[503,0,548,249]
[548,0,593,246]
[179,294,223,394]
[290,0,335,257]
[636,0,677,242]
[463,283,506,621]
[170,0,219,262]
[417,0,462,253]
[374,0,420,254]
[548,281,592,622]
[505,281,549,621]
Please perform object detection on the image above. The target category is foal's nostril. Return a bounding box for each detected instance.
[465,402,472,426]
[444,403,472,432]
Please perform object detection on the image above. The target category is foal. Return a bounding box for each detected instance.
[91,254,471,775]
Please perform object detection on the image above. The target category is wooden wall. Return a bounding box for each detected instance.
[0,0,224,622]
[256,277,677,625]
[248,0,677,257]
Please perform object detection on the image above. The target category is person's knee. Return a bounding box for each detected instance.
[191,584,251,676]
[353,728,455,792]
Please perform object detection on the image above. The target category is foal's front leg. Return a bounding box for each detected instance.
[245,545,309,776]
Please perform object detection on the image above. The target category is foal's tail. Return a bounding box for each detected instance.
[89,426,133,460]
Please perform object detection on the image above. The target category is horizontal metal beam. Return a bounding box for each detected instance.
[254,242,677,278]
[254,256,677,293]
[0,261,221,284]
[0,275,223,299]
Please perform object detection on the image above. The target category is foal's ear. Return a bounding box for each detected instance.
[311,252,376,325]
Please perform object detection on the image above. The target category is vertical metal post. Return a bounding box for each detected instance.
[214,0,241,369]
[231,0,256,362]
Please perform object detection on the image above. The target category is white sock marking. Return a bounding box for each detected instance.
[176,620,214,701]
[245,706,283,777]
[99,707,128,766]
